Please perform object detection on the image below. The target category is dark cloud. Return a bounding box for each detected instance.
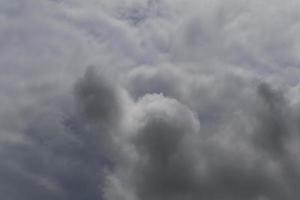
[75,66,121,127]
[254,83,289,156]
[101,82,300,200]
[0,68,121,200]
[132,97,199,200]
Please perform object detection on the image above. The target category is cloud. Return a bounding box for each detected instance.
[2,0,300,200]
[75,67,121,127]
[100,76,300,200]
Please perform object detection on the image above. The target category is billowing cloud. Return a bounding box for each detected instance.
[86,69,300,200]
[2,0,300,200]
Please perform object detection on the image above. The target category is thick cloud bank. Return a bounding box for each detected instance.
[2,0,300,200]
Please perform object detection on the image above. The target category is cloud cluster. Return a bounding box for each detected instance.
[87,69,300,200]
[2,0,300,200]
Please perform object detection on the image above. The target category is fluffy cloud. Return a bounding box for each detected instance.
[2,0,300,200]
[86,69,300,200]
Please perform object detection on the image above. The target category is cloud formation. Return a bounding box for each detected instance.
[2,0,300,200]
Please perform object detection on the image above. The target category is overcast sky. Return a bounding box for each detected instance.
[2,0,300,199]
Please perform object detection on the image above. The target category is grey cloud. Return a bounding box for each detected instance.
[2,0,300,200]
[75,67,121,127]
[132,97,200,200]
[102,81,300,200]
[254,83,289,156]
[102,94,201,200]
[0,68,119,200]
[126,65,181,99]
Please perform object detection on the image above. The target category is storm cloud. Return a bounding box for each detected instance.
[2,0,300,200]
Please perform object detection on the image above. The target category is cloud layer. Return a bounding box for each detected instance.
[2,0,300,200]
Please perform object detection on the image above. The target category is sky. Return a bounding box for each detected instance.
[1,0,300,199]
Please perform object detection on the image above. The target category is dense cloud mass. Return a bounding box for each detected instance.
[2,0,300,199]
